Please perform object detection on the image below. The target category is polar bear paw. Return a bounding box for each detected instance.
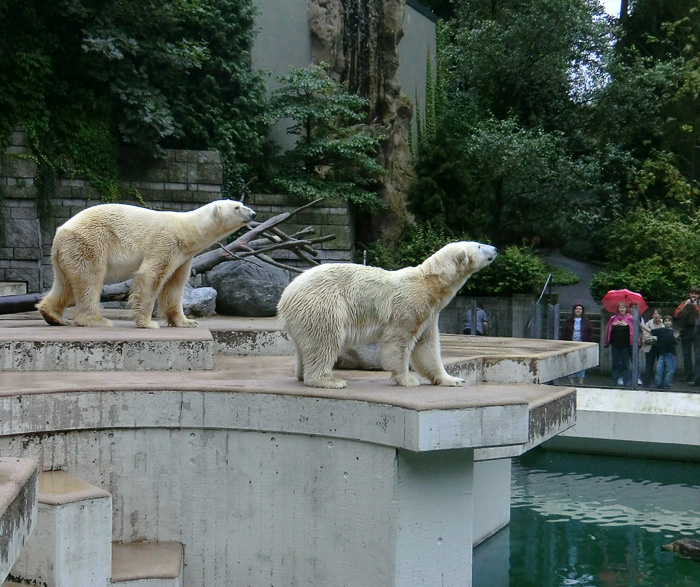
[135,318,160,329]
[392,373,421,387]
[170,318,199,328]
[304,375,347,389]
[73,314,113,328]
[436,375,466,387]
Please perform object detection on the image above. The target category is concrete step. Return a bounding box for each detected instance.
[0,459,37,585]
[10,470,112,587]
[0,282,26,297]
[0,327,215,371]
[112,542,184,586]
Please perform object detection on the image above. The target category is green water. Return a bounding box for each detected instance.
[473,449,700,587]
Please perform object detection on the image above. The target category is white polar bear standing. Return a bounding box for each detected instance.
[277,241,497,388]
[37,200,256,328]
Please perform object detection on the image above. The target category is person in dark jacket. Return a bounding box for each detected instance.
[673,287,700,381]
[561,303,595,385]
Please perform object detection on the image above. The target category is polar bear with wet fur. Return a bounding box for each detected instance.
[37,200,256,328]
[277,241,497,389]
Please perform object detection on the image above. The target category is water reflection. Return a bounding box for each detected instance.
[474,449,700,587]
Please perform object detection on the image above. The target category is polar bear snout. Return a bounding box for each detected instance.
[480,244,497,262]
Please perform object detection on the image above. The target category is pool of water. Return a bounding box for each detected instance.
[473,449,700,586]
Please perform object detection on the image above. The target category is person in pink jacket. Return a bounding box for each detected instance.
[604,302,637,386]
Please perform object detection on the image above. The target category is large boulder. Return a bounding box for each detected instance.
[206,260,293,317]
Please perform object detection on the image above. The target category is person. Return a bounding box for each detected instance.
[673,287,700,381]
[604,302,636,386]
[642,309,663,387]
[647,315,680,389]
[464,307,488,335]
[561,303,594,385]
[628,303,646,385]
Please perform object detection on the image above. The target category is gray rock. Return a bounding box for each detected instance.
[182,285,217,317]
[206,260,292,317]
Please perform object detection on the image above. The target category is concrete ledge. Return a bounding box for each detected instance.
[0,458,37,584]
[38,470,110,506]
[112,542,183,583]
[543,387,700,461]
[0,327,214,371]
[0,366,575,452]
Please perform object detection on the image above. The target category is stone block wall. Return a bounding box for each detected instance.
[0,129,353,293]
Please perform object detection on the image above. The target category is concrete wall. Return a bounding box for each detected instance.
[0,130,354,293]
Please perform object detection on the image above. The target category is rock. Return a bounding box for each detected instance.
[206,260,292,317]
[182,285,217,318]
[662,538,700,560]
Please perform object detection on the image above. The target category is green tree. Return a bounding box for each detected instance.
[590,208,700,301]
[0,0,267,197]
[267,64,385,210]
[408,0,613,246]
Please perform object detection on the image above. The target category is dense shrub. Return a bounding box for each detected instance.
[367,223,577,295]
[590,208,700,301]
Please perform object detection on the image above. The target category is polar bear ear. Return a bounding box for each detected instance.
[455,248,469,267]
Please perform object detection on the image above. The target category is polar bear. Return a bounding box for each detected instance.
[277,241,497,388]
[37,200,256,328]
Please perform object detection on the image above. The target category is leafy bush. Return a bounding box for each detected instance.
[589,208,700,301]
[0,0,267,200]
[267,64,385,210]
[367,223,566,295]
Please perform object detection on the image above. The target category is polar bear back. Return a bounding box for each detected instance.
[278,263,435,346]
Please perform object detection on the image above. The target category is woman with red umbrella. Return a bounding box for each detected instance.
[604,301,637,386]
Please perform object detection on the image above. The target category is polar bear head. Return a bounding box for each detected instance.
[209,199,257,231]
[421,241,497,282]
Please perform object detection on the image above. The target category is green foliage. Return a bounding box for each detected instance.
[590,208,700,301]
[267,64,385,210]
[0,0,268,202]
[464,245,552,296]
[367,222,565,296]
[409,0,612,247]
[366,222,453,269]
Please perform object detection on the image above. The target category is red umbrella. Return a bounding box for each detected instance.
[602,289,648,315]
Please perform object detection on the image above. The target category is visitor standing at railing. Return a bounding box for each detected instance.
[673,287,700,382]
[604,302,635,386]
[642,309,663,387]
[645,316,680,389]
[561,303,594,385]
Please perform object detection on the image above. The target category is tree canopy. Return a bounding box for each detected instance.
[409,0,700,298]
[0,0,267,185]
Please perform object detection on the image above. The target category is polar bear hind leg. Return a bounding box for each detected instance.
[411,320,465,386]
[380,333,421,387]
[70,262,113,327]
[37,257,75,326]
[291,326,346,389]
[158,261,198,328]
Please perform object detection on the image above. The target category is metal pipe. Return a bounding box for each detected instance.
[0,293,42,315]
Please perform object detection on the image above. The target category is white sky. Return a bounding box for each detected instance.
[601,0,620,17]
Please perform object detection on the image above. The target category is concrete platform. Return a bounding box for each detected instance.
[544,387,700,461]
[0,309,596,586]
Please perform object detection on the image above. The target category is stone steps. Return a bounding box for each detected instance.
[7,471,183,587]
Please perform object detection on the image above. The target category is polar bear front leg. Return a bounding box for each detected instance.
[159,261,198,328]
[411,319,465,387]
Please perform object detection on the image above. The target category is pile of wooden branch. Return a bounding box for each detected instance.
[101,198,335,301]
